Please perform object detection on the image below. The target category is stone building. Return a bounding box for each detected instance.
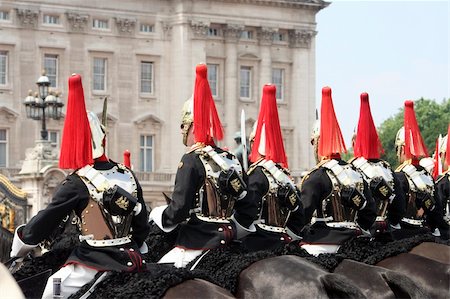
[0,0,328,217]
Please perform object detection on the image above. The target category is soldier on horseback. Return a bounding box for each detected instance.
[350,92,405,234]
[10,74,150,298]
[149,64,255,268]
[240,84,303,251]
[394,101,449,239]
[435,127,449,223]
[299,87,377,255]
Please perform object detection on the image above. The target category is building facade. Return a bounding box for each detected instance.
[0,0,327,211]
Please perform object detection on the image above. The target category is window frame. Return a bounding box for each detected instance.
[207,63,219,98]
[140,61,154,95]
[92,18,109,30]
[43,14,60,25]
[93,57,107,92]
[0,50,7,86]
[44,54,58,88]
[0,129,8,167]
[139,134,154,172]
[0,10,10,21]
[239,65,252,100]
[45,130,60,148]
[272,68,285,102]
[139,23,154,33]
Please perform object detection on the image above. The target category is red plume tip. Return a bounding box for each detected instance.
[405,100,414,108]
[196,64,207,79]
[322,86,332,97]
[360,92,369,103]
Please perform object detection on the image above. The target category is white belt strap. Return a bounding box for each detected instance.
[261,160,294,187]
[203,145,230,171]
[323,160,352,186]
[77,165,111,192]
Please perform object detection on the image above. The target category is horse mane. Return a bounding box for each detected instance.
[70,264,199,299]
[337,232,443,265]
[143,223,179,263]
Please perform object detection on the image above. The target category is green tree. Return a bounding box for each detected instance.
[378,98,450,168]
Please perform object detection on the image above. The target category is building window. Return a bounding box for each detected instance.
[207,64,218,97]
[93,19,108,29]
[208,28,219,37]
[240,66,252,99]
[241,30,253,39]
[272,68,284,101]
[140,24,154,33]
[139,135,153,172]
[0,51,7,85]
[44,54,58,88]
[273,32,286,42]
[0,11,10,21]
[93,58,107,91]
[43,14,59,25]
[140,61,153,94]
[45,130,59,148]
[0,129,7,167]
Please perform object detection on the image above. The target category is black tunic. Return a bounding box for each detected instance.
[21,160,150,272]
[162,147,256,249]
[395,165,449,239]
[300,159,377,244]
[240,165,304,251]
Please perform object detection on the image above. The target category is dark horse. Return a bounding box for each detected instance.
[8,215,450,299]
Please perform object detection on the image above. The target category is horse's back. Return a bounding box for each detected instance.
[409,242,450,264]
[376,252,450,299]
[237,255,366,299]
[163,278,235,299]
[335,258,427,299]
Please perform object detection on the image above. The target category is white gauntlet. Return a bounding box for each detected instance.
[10,224,38,258]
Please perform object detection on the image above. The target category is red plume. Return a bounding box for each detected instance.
[193,64,223,145]
[433,138,441,179]
[404,100,428,159]
[123,150,131,168]
[318,87,347,158]
[250,84,288,168]
[446,124,450,167]
[59,74,93,169]
[354,92,384,159]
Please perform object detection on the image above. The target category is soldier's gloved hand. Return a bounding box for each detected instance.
[415,191,435,212]
[218,167,247,200]
[277,184,300,211]
[341,186,367,210]
[10,224,39,259]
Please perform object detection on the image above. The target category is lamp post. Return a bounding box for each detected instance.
[23,71,64,140]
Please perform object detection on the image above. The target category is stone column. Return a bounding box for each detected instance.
[258,27,276,86]
[223,24,244,147]
[289,28,317,172]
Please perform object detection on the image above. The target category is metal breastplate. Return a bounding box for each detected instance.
[197,146,243,218]
[78,164,138,239]
[322,160,365,222]
[399,164,435,220]
[351,157,395,217]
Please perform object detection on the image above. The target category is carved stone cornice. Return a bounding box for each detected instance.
[224,24,244,42]
[161,21,172,40]
[16,9,39,28]
[216,0,329,10]
[258,27,276,46]
[288,28,317,48]
[190,19,209,39]
[115,17,136,34]
[66,12,88,32]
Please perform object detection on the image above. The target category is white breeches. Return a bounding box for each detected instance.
[158,247,204,268]
[300,244,341,256]
[41,264,98,299]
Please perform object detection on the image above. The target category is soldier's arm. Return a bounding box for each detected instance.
[130,177,150,248]
[161,153,203,228]
[11,174,88,257]
[299,168,331,225]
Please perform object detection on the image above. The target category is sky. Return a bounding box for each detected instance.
[315,0,450,145]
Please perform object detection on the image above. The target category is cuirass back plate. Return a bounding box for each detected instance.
[81,198,114,239]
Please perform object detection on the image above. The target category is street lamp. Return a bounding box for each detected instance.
[23,71,64,140]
